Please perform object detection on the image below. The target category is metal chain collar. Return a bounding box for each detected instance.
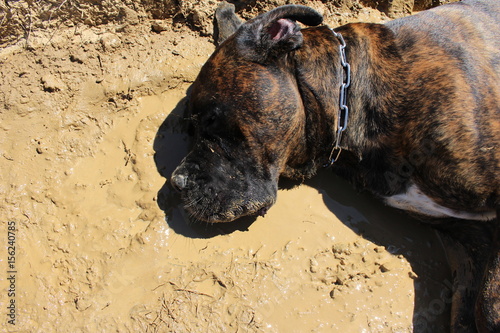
[325,29,351,167]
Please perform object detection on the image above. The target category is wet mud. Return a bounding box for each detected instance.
[0,1,457,331]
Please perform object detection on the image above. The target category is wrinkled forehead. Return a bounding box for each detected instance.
[191,44,283,105]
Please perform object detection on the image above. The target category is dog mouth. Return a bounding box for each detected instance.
[171,156,278,223]
[178,190,275,223]
[191,201,274,223]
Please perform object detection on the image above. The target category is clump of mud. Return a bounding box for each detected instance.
[1,0,455,332]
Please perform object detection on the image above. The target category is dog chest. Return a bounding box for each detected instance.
[384,183,496,221]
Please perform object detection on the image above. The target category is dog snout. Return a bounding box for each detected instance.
[170,173,187,192]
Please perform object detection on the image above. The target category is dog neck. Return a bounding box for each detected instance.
[324,28,351,167]
[289,24,405,176]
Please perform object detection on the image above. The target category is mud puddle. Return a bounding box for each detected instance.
[128,89,453,332]
[0,1,455,330]
[0,83,451,332]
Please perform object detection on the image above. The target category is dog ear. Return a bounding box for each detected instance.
[234,5,323,63]
[214,1,243,46]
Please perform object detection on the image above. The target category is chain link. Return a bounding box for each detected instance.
[325,29,351,167]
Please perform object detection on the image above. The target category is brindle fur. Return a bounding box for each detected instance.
[171,1,499,331]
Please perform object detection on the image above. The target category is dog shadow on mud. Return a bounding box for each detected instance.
[152,88,469,331]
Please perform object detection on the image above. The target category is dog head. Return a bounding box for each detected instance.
[171,5,323,223]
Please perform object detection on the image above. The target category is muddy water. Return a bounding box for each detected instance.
[0,80,450,332]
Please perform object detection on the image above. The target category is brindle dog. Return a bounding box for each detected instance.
[170,1,499,331]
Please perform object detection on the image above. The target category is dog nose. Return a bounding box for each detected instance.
[170,174,187,192]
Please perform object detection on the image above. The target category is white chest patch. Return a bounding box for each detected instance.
[384,184,496,221]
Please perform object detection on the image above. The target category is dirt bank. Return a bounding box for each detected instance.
[1,0,456,332]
